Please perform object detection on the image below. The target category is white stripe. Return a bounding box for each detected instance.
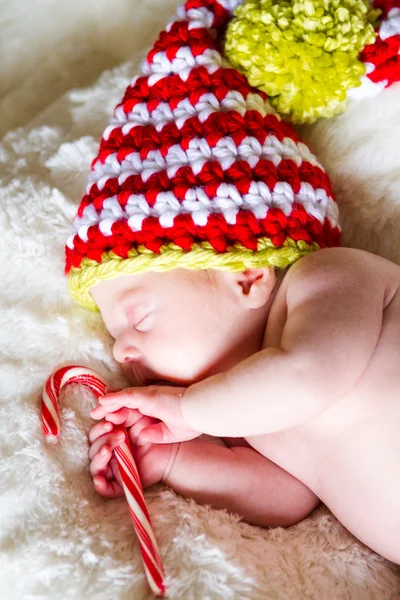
[217,0,243,11]
[347,75,388,100]
[379,8,400,41]
[364,62,376,75]
[142,47,222,84]
[59,367,107,390]
[116,447,161,551]
[42,386,60,434]
[102,90,274,140]
[87,133,319,191]
[166,6,215,32]
[72,178,339,246]
[187,7,215,30]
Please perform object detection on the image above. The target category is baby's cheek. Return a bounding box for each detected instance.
[151,318,210,380]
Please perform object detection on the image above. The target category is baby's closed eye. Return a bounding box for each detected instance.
[134,314,152,332]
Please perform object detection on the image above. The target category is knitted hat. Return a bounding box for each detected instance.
[66,0,341,311]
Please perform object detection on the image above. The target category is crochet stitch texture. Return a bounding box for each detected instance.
[224,0,378,123]
[225,0,400,123]
[66,0,341,311]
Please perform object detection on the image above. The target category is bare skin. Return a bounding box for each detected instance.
[88,247,400,564]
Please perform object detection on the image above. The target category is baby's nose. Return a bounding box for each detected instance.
[113,338,141,364]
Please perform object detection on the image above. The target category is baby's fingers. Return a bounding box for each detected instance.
[128,416,160,445]
[90,404,111,420]
[93,474,124,499]
[90,445,113,480]
[105,408,142,427]
[88,430,125,460]
[137,422,174,445]
[88,421,114,443]
[90,447,124,499]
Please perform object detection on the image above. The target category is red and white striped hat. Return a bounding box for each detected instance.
[66,0,341,311]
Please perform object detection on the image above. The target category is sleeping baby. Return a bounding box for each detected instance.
[64,0,400,565]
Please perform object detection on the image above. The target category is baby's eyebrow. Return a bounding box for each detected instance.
[119,287,142,303]
[119,288,146,317]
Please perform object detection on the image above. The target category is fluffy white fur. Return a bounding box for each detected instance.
[1,1,400,598]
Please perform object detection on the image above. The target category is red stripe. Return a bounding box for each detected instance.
[114,444,165,579]
[372,0,400,17]
[117,445,144,493]
[120,447,144,490]
[68,373,107,397]
[147,19,219,64]
[95,110,292,169]
[115,65,266,117]
[84,138,313,225]
[362,32,400,87]
[368,55,400,86]
[361,34,400,67]
[45,380,60,416]
[80,154,331,218]
[41,400,59,436]
[66,204,341,273]
[116,447,152,519]
[130,510,158,563]
[41,367,107,439]
[129,508,165,591]
[184,0,231,28]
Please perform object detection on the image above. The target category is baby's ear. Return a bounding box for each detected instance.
[235,268,276,308]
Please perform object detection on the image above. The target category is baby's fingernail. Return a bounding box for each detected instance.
[101,447,108,456]
[103,423,112,431]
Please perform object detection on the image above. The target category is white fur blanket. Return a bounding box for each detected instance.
[1,2,400,598]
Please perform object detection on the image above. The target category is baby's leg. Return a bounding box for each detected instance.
[163,438,320,528]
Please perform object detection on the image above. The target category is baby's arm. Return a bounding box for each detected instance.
[163,438,320,528]
[181,249,385,436]
[88,423,319,527]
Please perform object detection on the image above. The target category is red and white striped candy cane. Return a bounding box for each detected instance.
[41,365,166,597]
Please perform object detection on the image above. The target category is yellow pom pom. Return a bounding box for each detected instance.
[224,0,379,124]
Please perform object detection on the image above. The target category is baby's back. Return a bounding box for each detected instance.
[246,247,400,563]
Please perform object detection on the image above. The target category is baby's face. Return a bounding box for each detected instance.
[90,268,273,387]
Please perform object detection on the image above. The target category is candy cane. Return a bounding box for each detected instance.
[41,365,166,597]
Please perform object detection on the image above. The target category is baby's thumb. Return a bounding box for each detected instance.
[139,422,171,444]
[93,475,124,499]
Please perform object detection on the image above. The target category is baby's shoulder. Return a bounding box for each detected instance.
[284,246,395,300]
[290,246,371,277]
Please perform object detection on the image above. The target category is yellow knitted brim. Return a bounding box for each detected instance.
[68,237,320,311]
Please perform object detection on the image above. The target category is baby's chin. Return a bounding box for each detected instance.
[121,358,222,388]
[121,362,185,387]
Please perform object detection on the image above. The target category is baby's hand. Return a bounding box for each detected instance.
[90,404,163,445]
[90,385,201,445]
[88,421,126,498]
[88,420,176,495]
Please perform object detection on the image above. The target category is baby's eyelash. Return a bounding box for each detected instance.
[134,314,151,332]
